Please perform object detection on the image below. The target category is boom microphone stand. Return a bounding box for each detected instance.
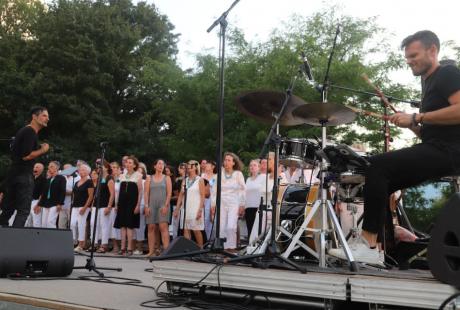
[73,142,122,277]
[150,0,240,262]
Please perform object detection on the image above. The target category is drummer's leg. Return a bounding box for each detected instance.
[362,143,453,246]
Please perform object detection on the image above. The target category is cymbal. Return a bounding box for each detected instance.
[292,102,356,126]
[235,91,308,126]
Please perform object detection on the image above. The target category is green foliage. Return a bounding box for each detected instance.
[0,2,418,175]
[403,181,456,232]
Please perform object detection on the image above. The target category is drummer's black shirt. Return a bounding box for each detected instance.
[420,65,460,170]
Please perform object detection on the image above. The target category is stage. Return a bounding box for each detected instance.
[0,253,176,310]
[0,252,458,310]
[151,257,459,309]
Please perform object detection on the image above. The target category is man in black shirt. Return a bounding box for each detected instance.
[0,107,50,227]
[330,30,460,265]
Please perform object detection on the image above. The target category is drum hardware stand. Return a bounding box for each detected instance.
[283,25,358,271]
[337,182,364,240]
[73,142,122,277]
[151,0,241,262]
[226,73,306,273]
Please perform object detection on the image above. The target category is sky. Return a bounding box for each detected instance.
[151,0,459,76]
[149,0,459,147]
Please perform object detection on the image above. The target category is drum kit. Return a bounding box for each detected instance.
[236,90,369,269]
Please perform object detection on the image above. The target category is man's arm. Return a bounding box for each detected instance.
[23,143,49,161]
[389,90,460,128]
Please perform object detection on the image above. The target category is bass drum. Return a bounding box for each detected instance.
[276,183,321,253]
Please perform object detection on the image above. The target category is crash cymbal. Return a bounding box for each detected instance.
[292,102,356,126]
[235,90,308,126]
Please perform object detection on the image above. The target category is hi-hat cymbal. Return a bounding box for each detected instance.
[292,102,356,126]
[235,90,308,126]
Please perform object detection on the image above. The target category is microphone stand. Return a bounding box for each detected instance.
[225,73,306,273]
[151,0,240,262]
[73,143,122,277]
[180,168,189,237]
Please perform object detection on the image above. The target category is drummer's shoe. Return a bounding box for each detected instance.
[328,236,385,267]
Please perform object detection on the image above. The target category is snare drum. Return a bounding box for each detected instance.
[279,138,318,166]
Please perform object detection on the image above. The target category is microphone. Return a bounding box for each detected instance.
[300,51,313,81]
[100,141,109,148]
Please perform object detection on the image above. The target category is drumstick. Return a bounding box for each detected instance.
[361,73,399,113]
[347,105,389,120]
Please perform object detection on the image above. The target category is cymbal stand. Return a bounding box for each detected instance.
[227,74,306,273]
[282,24,358,271]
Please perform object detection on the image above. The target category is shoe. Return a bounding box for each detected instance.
[126,250,133,256]
[133,249,143,255]
[328,236,385,266]
[74,246,84,252]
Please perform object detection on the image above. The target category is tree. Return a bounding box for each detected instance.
[5,0,178,165]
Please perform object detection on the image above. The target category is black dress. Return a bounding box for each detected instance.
[114,172,140,229]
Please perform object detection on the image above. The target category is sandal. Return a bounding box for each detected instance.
[96,247,107,254]
[118,249,126,255]
[126,250,133,256]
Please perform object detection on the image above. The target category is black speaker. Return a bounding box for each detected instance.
[0,227,74,277]
[428,193,460,287]
[162,236,201,256]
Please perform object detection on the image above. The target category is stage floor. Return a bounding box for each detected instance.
[0,253,184,310]
[0,252,458,310]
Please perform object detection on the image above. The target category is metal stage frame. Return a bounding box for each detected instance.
[151,259,459,309]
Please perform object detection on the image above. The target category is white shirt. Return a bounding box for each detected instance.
[280,168,302,184]
[245,174,265,209]
[212,170,246,208]
[64,174,80,208]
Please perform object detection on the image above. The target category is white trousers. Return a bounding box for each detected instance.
[109,208,120,240]
[135,204,146,241]
[90,207,111,245]
[25,199,41,227]
[219,205,239,249]
[8,211,16,227]
[71,207,90,242]
[58,207,71,229]
[41,206,59,228]
[249,211,272,245]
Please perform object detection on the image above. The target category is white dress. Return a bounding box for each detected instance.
[249,174,274,244]
[183,176,204,230]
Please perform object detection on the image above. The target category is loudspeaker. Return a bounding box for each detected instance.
[428,193,460,287]
[0,227,74,277]
[161,236,200,256]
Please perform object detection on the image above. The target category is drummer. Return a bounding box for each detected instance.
[329,30,460,266]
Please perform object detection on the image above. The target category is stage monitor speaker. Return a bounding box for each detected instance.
[0,227,74,277]
[161,236,201,256]
[427,193,460,288]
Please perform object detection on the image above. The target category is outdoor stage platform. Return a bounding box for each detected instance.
[151,258,459,309]
[0,253,458,310]
[0,254,175,310]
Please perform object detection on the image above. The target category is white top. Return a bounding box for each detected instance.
[182,176,204,227]
[119,171,142,183]
[64,174,80,208]
[212,170,246,208]
[280,168,302,184]
[280,168,320,184]
[245,174,265,209]
[259,174,274,208]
